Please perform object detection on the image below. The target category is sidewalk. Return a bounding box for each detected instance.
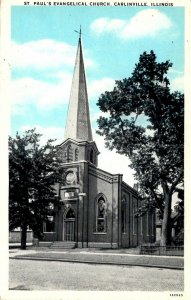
[9,243,33,248]
[9,247,184,270]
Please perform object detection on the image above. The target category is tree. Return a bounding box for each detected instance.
[97,51,184,246]
[9,129,60,249]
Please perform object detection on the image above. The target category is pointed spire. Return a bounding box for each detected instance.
[64,30,93,142]
[79,25,82,41]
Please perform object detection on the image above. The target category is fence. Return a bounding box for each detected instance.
[9,230,33,243]
[140,244,184,256]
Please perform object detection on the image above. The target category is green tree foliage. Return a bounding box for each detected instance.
[97,51,184,246]
[9,129,60,249]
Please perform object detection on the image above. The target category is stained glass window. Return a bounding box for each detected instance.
[121,197,126,233]
[96,196,106,232]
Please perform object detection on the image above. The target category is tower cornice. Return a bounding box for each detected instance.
[58,138,100,155]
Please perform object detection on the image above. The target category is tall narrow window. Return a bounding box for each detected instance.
[90,149,94,163]
[146,211,149,236]
[67,144,73,162]
[121,197,126,233]
[96,196,106,232]
[140,216,143,236]
[133,198,137,235]
[75,148,79,161]
[151,211,155,236]
[94,155,97,166]
[64,149,68,162]
[43,222,46,233]
[43,216,54,233]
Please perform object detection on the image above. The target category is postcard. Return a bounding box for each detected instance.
[0,0,190,299]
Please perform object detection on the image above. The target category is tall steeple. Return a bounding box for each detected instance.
[65,30,93,142]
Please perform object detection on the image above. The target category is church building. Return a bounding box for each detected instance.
[43,33,155,249]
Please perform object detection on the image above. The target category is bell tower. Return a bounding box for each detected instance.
[57,29,99,166]
[54,31,100,245]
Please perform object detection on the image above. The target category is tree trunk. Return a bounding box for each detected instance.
[21,218,27,250]
[160,192,172,246]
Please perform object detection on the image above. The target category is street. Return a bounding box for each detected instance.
[9,258,183,291]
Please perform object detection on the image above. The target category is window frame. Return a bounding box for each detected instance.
[95,194,107,233]
[132,198,138,235]
[90,148,94,164]
[121,196,126,234]
[75,148,79,161]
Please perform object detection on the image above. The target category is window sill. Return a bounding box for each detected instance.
[93,232,107,235]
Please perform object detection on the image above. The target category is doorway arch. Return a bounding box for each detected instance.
[63,207,76,241]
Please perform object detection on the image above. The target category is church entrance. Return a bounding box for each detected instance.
[63,208,76,241]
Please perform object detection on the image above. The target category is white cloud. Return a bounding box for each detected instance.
[11,74,72,113]
[91,9,172,40]
[91,18,124,35]
[11,75,115,114]
[10,39,114,114]
[90,111,110,123]
[170,76,184,92]
[11,39,95,71]
[169,69,183,76]
[93,131,135,187]
[20,125,65,145]
[10,39,108,114]
[88,77,115,99]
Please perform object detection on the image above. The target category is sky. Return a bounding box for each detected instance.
[10,3,184,186]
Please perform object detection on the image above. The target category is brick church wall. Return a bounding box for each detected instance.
[87,166,118,248]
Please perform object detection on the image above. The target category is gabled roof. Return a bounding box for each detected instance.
[58,138,100,155]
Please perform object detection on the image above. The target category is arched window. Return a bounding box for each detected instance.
[151,211,155,236]
[121,196,126,234]
[75,148,79,161]
[96,195,107,232]
[67,144,73,162]
[87,149,90,161]
[63,150,67,163]
[65,207,75,219]
[140,215,143,236]
[90,149,94,164]
[146,211,149,236]
[133,198,138,235]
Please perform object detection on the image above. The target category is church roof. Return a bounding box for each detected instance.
[64,32,93,142]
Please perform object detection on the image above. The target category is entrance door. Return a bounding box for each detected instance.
[63,208,75,241]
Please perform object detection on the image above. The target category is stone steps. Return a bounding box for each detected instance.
[50,241,76,249]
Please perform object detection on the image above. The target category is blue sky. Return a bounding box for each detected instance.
[11,4,184,185]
